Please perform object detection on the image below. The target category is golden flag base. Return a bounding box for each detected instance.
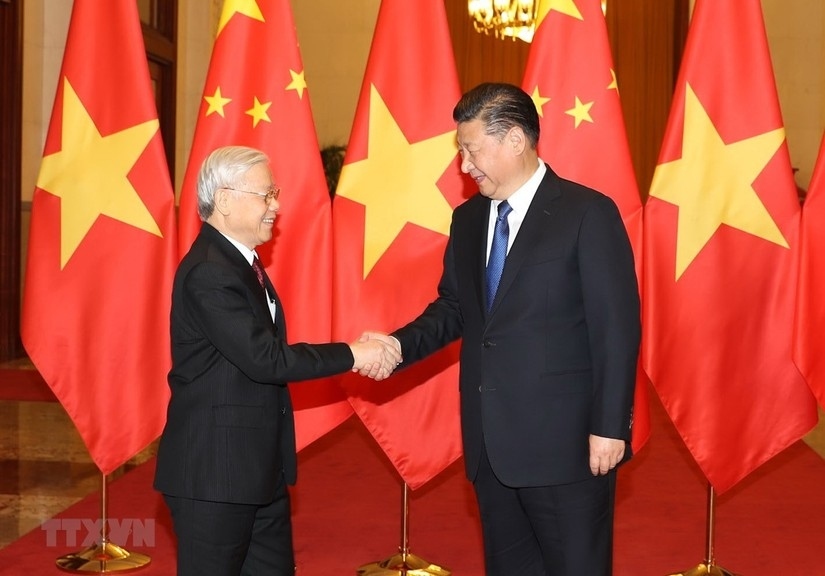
[56,473,151,573]
[356,483,450,575]
[356,551,450,576]
[56,541,150,573]
[667,562,738,576]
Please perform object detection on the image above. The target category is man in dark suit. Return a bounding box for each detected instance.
[368,83,640,575]
[154,145,400,576]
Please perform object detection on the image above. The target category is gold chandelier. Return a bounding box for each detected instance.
[468,1,608,43]
[468,0,538,43]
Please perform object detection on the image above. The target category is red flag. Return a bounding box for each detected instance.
[20,0,178,475]
[643,0,817,493]
[795,133,825,407]
[332,0,466,489]
[521,0,649,453]
[178,0,352,449]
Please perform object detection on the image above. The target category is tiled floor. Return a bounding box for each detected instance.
[0,359,158,549]
[0,362,823,551]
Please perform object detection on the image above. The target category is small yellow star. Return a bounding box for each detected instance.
[245,96,271,128]
[336,85,457,277]
[529,86,552,118]
[204,86,232,117]
[649,83,788,279]
[286,69,308,99]
[536,0,583,29]
[565,96,594,128]
[217,0,264,37]
[36,78,162,268]
[607,69,619,93]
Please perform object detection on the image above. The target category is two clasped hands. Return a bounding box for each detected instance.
[348,331,402,381]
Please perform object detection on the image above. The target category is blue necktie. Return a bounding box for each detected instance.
[486,201,513,312]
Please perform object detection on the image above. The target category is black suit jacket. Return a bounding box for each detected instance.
[154,223,353,505]
[393,166,640,487]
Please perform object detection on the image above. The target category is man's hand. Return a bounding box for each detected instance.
[349,333,402,381]
[589,434,625,475]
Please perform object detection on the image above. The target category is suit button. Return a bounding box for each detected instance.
[281,407,286,415]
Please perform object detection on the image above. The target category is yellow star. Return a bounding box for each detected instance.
[217,0,264,37]
[565,96,594,128]
[536,0,583,29]
[245,97,271,128]
[336,85,457,277]
[204,86,232,117]
[607,69,619,93]
[529,86,551,118]
[286,69,308,99]
[36,78,162,269]
[649,83,788,280]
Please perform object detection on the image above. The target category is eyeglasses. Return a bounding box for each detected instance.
[224,185,281,203]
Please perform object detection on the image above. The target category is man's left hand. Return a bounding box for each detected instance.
[589,435,625,475]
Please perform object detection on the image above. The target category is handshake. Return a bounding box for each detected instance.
[349,331,403,381]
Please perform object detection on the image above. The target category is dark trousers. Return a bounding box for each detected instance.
[164,478,294,576]
[473,443,616,576]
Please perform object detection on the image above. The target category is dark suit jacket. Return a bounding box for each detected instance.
[393,166,640,488]
[154,223,353,505]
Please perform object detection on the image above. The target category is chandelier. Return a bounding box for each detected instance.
[468,0,538,43]
[468,1,608,43]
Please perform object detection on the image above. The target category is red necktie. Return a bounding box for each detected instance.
[252,257,267,294]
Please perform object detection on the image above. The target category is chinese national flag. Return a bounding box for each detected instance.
[21,0,178,475]
[521,0,649,453]
[332,0,466,489]
[644,0,817,493]
[178,0,352,449]
[795,133,825,407]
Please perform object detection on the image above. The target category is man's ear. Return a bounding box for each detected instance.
[508,126,527,155]
[215,188,231,216]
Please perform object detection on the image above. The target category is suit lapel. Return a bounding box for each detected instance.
[202,224,280,332]
[488,167,561,314]
[259,267,285,336]
[469,199,492,318]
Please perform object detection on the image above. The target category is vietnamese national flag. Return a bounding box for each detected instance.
[643,0,817,493]
[520,0,649,453]
[795,133,825,408]
[332,0,467,489]
[178,0,352,449]
[21,0,178,475]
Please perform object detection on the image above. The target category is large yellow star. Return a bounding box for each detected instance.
[565,96,594,128]
[336,85,457,277]
[649,83,789,280]
[536,0,583,29]
[245,96,271,127]
[286,69,307,99]
[217,0,264,37]
[204,86,232,117]
[36,78,162,269]
[529,86,551,118]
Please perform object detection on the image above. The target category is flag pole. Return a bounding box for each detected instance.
[667,484,737,576]
[55,472,151,573]
[356,482,451,576]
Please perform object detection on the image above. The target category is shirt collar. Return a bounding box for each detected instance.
[218,231,257,265]
[493,160,546,215]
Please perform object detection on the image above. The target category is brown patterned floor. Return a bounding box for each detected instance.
[0,359,158,549]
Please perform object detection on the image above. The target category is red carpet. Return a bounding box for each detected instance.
[1,392,823,575]
[0,369,55,402]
